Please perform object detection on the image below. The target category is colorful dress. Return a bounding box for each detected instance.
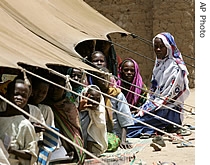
[44,97,85,164]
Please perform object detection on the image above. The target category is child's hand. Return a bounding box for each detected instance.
[78,98,90,111]
[119,141,133,149]
[134,109,144,117]
[79,94,98,111]
[31,122,45,133]
[66,151,74,160]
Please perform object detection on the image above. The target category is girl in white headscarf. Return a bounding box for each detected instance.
[78,85,108,157]
[127,32,190,137]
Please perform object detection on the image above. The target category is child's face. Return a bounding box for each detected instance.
[71,68,83,87]
[13,82,30,108]
[31,82,49,104]
[121,60,135,83]
[86,89,101,109]
[91,52,107,68]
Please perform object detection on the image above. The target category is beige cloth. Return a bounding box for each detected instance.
[0,0,129,72]
[81,85,108,154]
[0,115,38,165]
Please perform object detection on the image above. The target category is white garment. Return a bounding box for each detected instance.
[28,104,46,141]
[139,32,190,122]
[111,92,134,139]
[0,115,38,165]
[0,102,46,141]
[28,104,45,124]
[0,139,10,165]
[38,104,55,127]
[80,85,108,154]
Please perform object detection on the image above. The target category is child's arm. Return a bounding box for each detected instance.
[78,93,96,111]
[78,98,88,111]
[120,127,132,149]
[8,147,31,160]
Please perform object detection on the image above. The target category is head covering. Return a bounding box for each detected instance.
[80,85,108,154]
[117,58,143,106]
[152,32,189,76]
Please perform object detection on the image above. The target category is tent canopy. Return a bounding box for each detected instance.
[0,0,130,73]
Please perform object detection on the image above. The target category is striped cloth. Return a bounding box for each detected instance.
[37,127,59,165]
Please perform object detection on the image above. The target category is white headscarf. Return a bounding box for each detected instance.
[80,85,108,154]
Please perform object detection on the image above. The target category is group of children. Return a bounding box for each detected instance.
[0,32,190,164]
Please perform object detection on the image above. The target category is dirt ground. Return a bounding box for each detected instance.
[135,88,195,165]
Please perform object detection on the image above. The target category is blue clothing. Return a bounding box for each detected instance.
[111,92,134,139]
[126,106,181,138]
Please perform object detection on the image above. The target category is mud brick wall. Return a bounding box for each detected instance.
[84,0,195,88]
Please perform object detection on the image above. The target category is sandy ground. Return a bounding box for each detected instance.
[135,88,195,165]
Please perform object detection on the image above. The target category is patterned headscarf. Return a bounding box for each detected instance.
[117,58,143,106]
[152,32,189,76]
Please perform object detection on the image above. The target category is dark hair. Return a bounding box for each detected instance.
[119,59,133,69]
[31,76,49,89]
[89,51,106,63]
[87,85,100,94]
[6,79,29,97]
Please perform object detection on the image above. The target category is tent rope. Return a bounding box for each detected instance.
[22,68,195,146]
[84,70,194,119]
[82,58,195,110]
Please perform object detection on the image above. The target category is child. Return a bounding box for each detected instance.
[0,79,38,165]
[78,85,107,157]
[65,67,85,107]
[91,67,134,149]
[43,74,85,164]
[29,77,55,127]
[10,76,46,142]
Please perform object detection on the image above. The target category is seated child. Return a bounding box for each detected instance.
[29,77,55,127]
[0,78,38,165]
[91,67,134,149]
[7,76,46,142]
[78,85,108,157]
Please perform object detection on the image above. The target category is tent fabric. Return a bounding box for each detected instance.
[0,0,130,73]
[0,6,97,72]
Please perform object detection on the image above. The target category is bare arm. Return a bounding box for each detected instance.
[120,127,133,149]
[8,147,31,160]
